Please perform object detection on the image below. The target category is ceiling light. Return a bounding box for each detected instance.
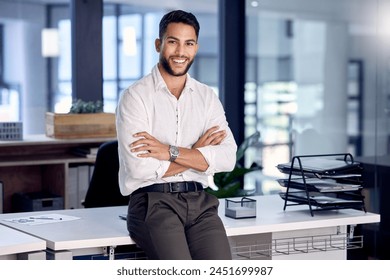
[123,26,137,56]
[41,28,60,57]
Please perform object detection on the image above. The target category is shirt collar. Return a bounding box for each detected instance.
[152,64,195,94]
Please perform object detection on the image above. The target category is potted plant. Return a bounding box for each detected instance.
[206,131,262,198]
[45,99,116,139]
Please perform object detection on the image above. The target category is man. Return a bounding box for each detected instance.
[116,10,237,260]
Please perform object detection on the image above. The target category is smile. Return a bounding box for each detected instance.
[172,58,186,64]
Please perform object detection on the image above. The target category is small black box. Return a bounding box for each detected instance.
[12,191,64,212]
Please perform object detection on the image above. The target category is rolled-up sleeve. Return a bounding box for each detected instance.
[195,94,237,175]
[116,88,170,194]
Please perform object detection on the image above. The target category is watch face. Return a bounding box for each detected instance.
[169,145,179,161]
[170,145,179,156]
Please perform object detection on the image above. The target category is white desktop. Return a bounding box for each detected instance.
[0,195,380,260]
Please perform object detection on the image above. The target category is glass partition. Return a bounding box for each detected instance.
[244,0,387,197]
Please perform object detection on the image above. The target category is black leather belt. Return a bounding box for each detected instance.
[132,181,203,196]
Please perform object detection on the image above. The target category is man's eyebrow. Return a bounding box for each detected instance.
[165,36,197,43]
[186,39,197,43]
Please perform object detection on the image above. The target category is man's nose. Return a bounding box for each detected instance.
[174,44,184,55]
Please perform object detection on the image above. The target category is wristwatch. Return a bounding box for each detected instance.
[169,145,180,162]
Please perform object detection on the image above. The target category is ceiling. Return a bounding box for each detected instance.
[3,0,217,12]
[1,0,384,25]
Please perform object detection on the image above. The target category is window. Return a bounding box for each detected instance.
[54,19,72,113]
[47,3,218,115]
[101,6,218,113]
[0,24,21,122]
[101,5,162,113]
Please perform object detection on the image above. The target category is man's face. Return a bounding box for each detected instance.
[156,22,199,77]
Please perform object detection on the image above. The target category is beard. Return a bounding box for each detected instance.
[160,55,194,77]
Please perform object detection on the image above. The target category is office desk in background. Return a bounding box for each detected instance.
[0,195,380,260]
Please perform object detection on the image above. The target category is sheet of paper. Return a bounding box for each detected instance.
[3,213,80,225]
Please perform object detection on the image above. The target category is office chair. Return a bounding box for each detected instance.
[83,141,148,259]
[83,140,130,208]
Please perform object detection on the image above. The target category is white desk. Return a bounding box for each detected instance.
[0,207,132,260]
[0,195,380,260]
[220,195,380,259]
[0,224,46,260]
[221,195,379,235]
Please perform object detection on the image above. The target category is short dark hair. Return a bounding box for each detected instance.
[159,10,200,39]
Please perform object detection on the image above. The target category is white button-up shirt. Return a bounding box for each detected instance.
[116,65,237,195]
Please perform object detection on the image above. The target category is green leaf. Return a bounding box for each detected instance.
[222,165,260,187]
[208,131,262,198]
[69,99,104,114]
[236,131,260,161]
[206,182,241,198]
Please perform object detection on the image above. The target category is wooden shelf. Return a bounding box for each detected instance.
[0,154,96,167]
[0,134,115,213]
[0,134,115,147]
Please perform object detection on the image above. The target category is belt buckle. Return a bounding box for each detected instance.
[168,182,189,193]
[169,182,180,193]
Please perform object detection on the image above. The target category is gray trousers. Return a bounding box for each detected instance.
[127,190,232,260]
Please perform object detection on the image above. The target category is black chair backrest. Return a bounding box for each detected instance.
[83,140,129,208]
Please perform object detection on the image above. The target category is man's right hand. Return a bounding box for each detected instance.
[192,126,227,149]
[164,126,227,176]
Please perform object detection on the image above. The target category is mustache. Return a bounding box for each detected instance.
[170,56,189,60]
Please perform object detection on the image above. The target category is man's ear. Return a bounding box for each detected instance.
[155,38,161,52]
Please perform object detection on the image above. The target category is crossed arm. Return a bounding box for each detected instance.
[129,126,227,177]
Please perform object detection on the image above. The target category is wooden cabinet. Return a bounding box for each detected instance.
[0,135,115,213]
